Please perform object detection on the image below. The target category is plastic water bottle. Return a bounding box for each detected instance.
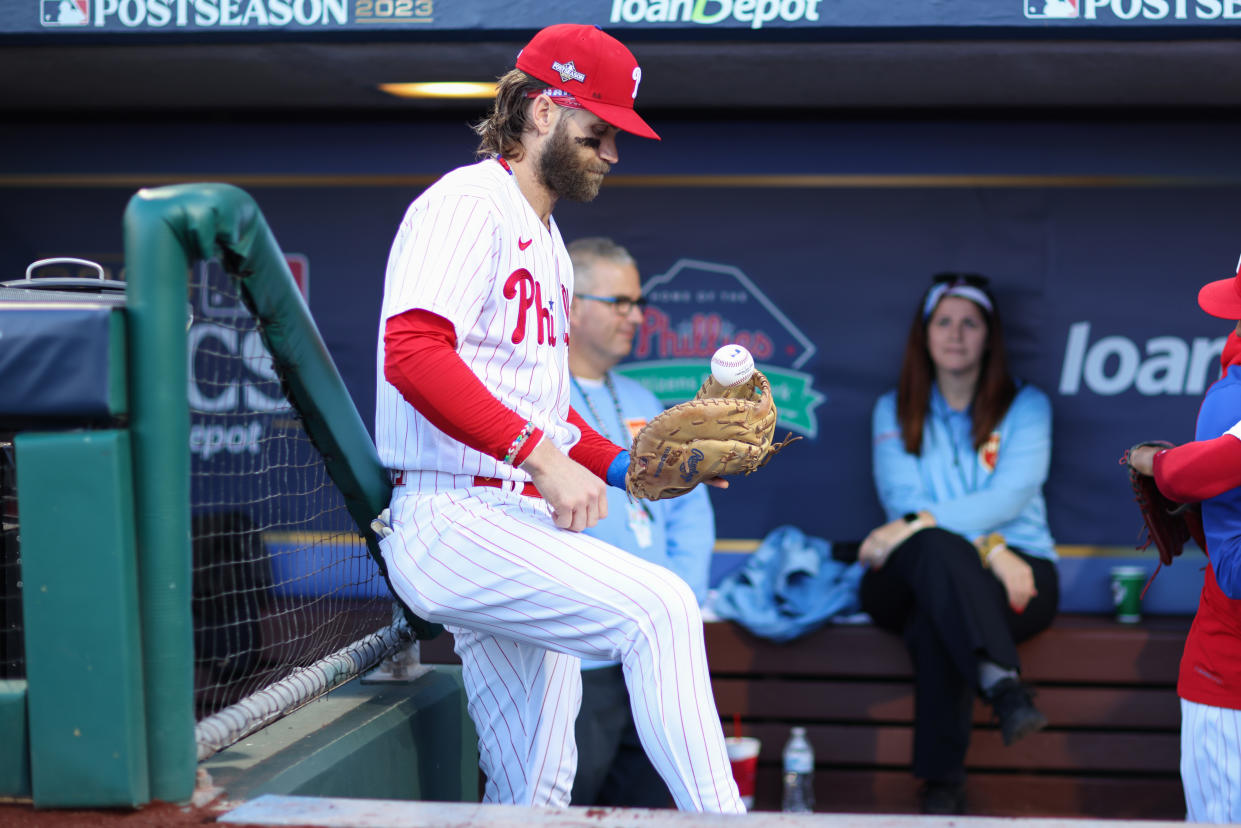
[781,726,815,813]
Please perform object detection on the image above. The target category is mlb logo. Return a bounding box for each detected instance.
[41,0,89,26]
[285,253,310,301]
[196,254,310,319]
[1024,0,1078,17]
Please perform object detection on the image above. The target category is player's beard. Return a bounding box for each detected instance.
[538,120,609,203]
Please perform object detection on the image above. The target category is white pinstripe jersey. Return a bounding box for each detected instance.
[375,158,581,480]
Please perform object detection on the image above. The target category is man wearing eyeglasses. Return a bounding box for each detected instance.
[565,237,716,809]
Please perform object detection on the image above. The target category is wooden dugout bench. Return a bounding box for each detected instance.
[419,613,1191,818]
[708,613,1189,817]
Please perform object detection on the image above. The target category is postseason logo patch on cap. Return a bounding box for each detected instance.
[516,23,660,140]
[551,60,586,84]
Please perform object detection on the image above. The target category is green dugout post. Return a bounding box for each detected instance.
[123,188,198,804]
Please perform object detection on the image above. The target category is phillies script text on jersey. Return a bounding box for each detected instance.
[504,269,571,346]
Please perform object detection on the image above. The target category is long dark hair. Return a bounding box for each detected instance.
[896,273,1017,455]
[472,70,550,161]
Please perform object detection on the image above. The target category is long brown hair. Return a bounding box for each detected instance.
[896,274,1017,455]
[472,70,550,161]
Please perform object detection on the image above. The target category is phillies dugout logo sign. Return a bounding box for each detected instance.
[615,257,826,438]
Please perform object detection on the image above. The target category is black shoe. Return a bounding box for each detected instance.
[920,780,966,815]
[988,677,1048,746]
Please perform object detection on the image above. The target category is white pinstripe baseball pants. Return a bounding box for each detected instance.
[379,474,744,813]
[1181,698,1241,823]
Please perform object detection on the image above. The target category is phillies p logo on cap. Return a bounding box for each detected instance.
[516,23,660,140]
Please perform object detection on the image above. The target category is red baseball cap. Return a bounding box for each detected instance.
[516,23,660,141]
[1198,256,1241,319]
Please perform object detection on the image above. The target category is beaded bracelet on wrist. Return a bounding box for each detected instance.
[502,421,535,465]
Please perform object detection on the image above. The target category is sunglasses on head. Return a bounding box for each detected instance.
[931,272,990,288]
[922,272,995,320]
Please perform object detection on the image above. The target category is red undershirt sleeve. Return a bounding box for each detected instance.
[567,406,625,480]
[383,309,542,466]
[1152,434,1241,503]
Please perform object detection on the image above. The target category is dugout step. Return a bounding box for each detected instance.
[202,667,476,806]
[219,794,1199,827]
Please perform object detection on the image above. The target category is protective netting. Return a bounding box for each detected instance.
[188,260,392,722]
[0,435,21,681]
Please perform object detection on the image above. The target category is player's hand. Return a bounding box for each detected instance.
[1126,444,1158,477]
[989,546,1037,613]
[370,507,394,539]
[520,438,609,532]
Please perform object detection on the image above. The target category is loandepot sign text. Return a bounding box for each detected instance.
[610,0,823,28]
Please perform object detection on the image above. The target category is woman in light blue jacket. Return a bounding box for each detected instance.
[858,273,1059,815]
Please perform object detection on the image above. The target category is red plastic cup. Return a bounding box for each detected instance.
[725,736,761,810]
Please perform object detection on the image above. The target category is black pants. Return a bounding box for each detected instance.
[570,664,673,808]
[859,527,1059,784]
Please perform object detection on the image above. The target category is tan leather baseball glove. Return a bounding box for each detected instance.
[625,369,800,501]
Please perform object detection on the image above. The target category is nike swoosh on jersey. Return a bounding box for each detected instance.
[518,238,533,250]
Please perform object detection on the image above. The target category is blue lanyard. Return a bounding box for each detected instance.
[570,372,654,519]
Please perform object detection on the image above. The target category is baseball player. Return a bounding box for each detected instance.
[1127,262,1241,824]
[372,24,743,812]
[565,237,716,808]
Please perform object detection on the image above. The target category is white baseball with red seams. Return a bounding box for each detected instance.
[374,158,744,813]
[711,344,755,388]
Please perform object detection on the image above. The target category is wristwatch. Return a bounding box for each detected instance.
[902,510,935,533]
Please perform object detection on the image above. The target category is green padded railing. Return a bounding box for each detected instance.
[123,182,437,802]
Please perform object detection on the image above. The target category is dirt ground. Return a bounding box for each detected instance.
[0,799,242,827]
[0,799,330,828]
